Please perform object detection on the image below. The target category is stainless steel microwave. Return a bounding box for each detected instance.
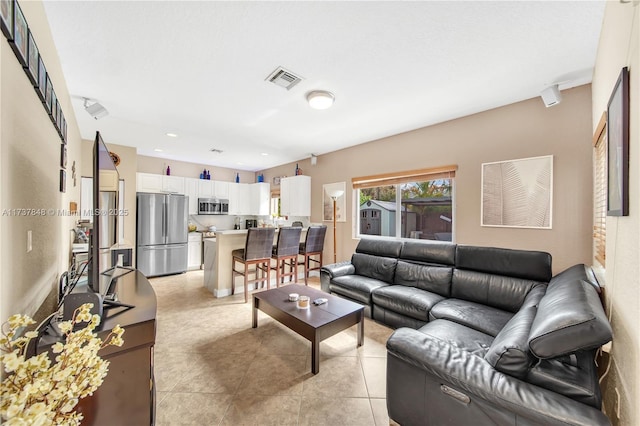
[198,198,229,215]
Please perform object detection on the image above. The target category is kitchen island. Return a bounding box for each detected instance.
[204,228,307,297]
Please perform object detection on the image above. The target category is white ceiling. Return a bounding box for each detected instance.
[42,1,605,172]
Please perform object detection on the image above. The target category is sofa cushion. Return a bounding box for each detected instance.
[528,279,612,359]
[526,350,602,408]
[329,275,388,304]
[417,319,493,357]
[484,306,537,379]
[373,306,427,329]
[351,252,398,283]
[451,269,541,313]
[393,261,452,297]
[399,240,455,266]
[430,299,513,337]
[355,238,403,258]
[455,245,552,283]
[372,285,445,322]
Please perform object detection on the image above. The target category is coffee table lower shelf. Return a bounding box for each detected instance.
[252,284,364,374]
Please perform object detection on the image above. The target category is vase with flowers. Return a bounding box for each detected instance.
[0,303,124,425]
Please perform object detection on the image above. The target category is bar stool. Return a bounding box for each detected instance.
[232,227,276,303]
[298,225,327,285]
[271,227,302,287]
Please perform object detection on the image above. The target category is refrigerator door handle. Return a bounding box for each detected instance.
[162,198,167,240]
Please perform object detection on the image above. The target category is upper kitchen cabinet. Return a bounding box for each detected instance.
[136,172,185,194]
[198,180,229,199]
[228,183,250,215]
[280,175,311,217]
[185,178,199,215]
[251,183,270,216]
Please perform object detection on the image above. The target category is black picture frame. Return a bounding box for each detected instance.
[50,90,57,124]
[10,0,27,67]
[62,116,67,144]
[60,169,66,193]
[45,74,53,113]
[60,144,67,169]
[26,29,38,85]
[0,0,13,40]
[607,67,630,216]
[36,56,46,101]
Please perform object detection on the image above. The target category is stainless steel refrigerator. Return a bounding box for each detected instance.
[136,193,188,277]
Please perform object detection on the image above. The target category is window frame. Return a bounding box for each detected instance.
[352,166,457,241]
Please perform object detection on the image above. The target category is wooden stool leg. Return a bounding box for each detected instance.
[231,258,236,295]
[244,262,248,303]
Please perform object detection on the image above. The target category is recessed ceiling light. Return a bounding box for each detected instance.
[261,153,269,156]
[307,90,335,110]
[237,162,244,166]
[154,148,164,152]
[166,132,178,138]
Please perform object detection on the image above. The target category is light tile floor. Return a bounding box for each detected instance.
[150,270,398,426]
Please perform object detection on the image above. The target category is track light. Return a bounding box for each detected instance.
[83,98,109,120]
[540,85,562,108]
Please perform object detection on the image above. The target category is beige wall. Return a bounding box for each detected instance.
[591,2,639,425]
[0,2,83,321]
[264,85,593,275]
[137,155,255,184]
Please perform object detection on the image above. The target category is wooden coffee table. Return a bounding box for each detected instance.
[252,284,364,374]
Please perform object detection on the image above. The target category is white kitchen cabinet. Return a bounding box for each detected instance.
[162,175,185,194]
[187,233,202,270]
[137,173,163,193]
[280,175,311,216]
[136,172,184,194]
[185,178,199,215]
[198,179,214,198]
[228,183,251,215]
[251,183,271,215]
[214,181,229,199]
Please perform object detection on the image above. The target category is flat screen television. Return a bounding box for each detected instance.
[88,131,120,292]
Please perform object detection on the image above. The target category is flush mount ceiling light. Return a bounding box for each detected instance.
[83,97,109,120]
[307,91,335,110]
[165,132,178,138]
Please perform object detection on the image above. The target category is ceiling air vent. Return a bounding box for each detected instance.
[266,66,303,90]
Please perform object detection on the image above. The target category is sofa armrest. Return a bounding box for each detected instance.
[320,262,355,292]
[387,328,610,426]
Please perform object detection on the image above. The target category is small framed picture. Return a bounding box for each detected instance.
[0,0,13,40]
[607,67,630,217]
[56,101,62,131]
[60,169,66,193]
[26,29,38,85]
[60,144,67,169]
[45,74,53,113]
[62,116,67,144]
[10,0,27,67]
[50,90,57,123]
[36,57,46,101]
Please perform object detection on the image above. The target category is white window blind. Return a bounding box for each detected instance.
[352,165,457,189]
[593,113,607,267]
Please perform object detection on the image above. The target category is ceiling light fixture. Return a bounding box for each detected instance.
[307,91,335,110]
[83,97,108,120]
[261,153,269,156]
[154,148,164,152]
[310,154,317,166]
[166,132,178,138]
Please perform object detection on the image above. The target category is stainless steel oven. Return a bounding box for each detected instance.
[197,198,229,215]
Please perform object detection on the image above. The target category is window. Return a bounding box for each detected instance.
[593,113,607,267]
[353,166,456,241]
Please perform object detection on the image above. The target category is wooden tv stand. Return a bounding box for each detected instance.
[39,270,157,425]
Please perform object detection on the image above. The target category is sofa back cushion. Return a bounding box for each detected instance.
[393,261,453,296]
[399,240,456,266]
[528,279,612,359]
[484,306,537,378]
[455,245,552,283]
[452,269,542,313]
[355,238,403,258]
[352,253,398,283]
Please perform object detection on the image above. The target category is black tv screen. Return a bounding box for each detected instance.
[88,131,120,291]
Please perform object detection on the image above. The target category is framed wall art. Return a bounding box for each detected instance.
[60,144,67,169]
[59,169,66,193]
[481,155,553,229]
[26,29,38,85]
[0,0,13,40]
[606,67,630,217]
[10,0,27,67]
[323,182,346,222]
[45,74,53,113]
[37,57,46,101]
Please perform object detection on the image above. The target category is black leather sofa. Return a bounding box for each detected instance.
[320,239,612,426]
